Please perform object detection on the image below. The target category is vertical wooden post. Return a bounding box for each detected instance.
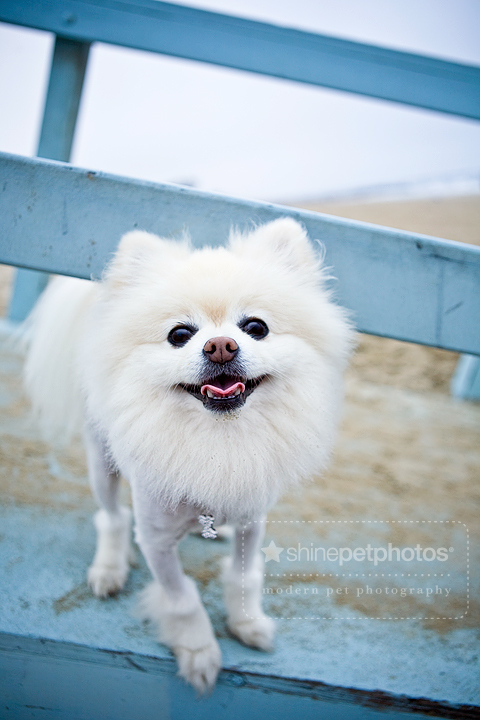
[451,355,480,400]
[8,36,90,322]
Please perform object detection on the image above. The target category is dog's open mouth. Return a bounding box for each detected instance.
[180,374,266,413]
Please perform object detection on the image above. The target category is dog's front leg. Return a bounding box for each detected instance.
[132,485,221,693]
[223,516,275,651]
[85,426,134,597]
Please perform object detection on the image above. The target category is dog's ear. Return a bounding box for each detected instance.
[106,231,188,287]
[231,218,321,277]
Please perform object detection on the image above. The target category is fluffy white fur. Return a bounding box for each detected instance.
[23,218,353,692]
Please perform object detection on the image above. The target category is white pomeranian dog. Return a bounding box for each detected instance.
[23,217,353,692]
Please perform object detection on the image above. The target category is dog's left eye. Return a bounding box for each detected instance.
[239,317,269,340]
[168,325,197,347]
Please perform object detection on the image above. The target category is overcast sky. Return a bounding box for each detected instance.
[1,0,479,202]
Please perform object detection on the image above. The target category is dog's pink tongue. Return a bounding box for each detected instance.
[201,381,245,398]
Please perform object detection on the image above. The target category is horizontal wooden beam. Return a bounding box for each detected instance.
[1,0,479,119]
[2,632,476,719]
[1,152,479,354]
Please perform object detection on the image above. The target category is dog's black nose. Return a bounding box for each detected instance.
[203,337,239,364]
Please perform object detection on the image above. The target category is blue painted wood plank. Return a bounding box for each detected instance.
[7,36,90,322]
[36,35,90,164]
[1,0,479,119]
[451,355,480,400]
[1,152,479,355]
[7,267,49,323]
[2,633,476,719]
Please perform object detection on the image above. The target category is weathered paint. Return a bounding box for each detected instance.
[1,0,479,119]
[2,634,476,719]
[1,152,479,355]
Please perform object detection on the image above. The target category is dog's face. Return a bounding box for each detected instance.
[96,218,351,423]
[140,287,277,418]
[168,315,269,415]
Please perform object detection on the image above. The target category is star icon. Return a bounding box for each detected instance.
[261,540,284,562]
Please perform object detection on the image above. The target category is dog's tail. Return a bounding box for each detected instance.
[21,275,97,443]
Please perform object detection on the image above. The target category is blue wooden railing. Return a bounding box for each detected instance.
[0,3,480,717]
[1,151,480,355]
[2,0,480,118]
[2,0,479,392]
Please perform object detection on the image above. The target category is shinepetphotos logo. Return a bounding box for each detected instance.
[245,520,469,621]
[261,540,454,566]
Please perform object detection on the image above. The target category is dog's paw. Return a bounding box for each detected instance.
[88,507,132,596]
[228,614,275,651]
[175,640,222,694]
[137,579,222,692]
[88,562,128,597]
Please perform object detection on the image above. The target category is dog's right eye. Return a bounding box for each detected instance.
[168,325,197,347]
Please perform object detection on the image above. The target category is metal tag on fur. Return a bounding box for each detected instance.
[198,514,218,539]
